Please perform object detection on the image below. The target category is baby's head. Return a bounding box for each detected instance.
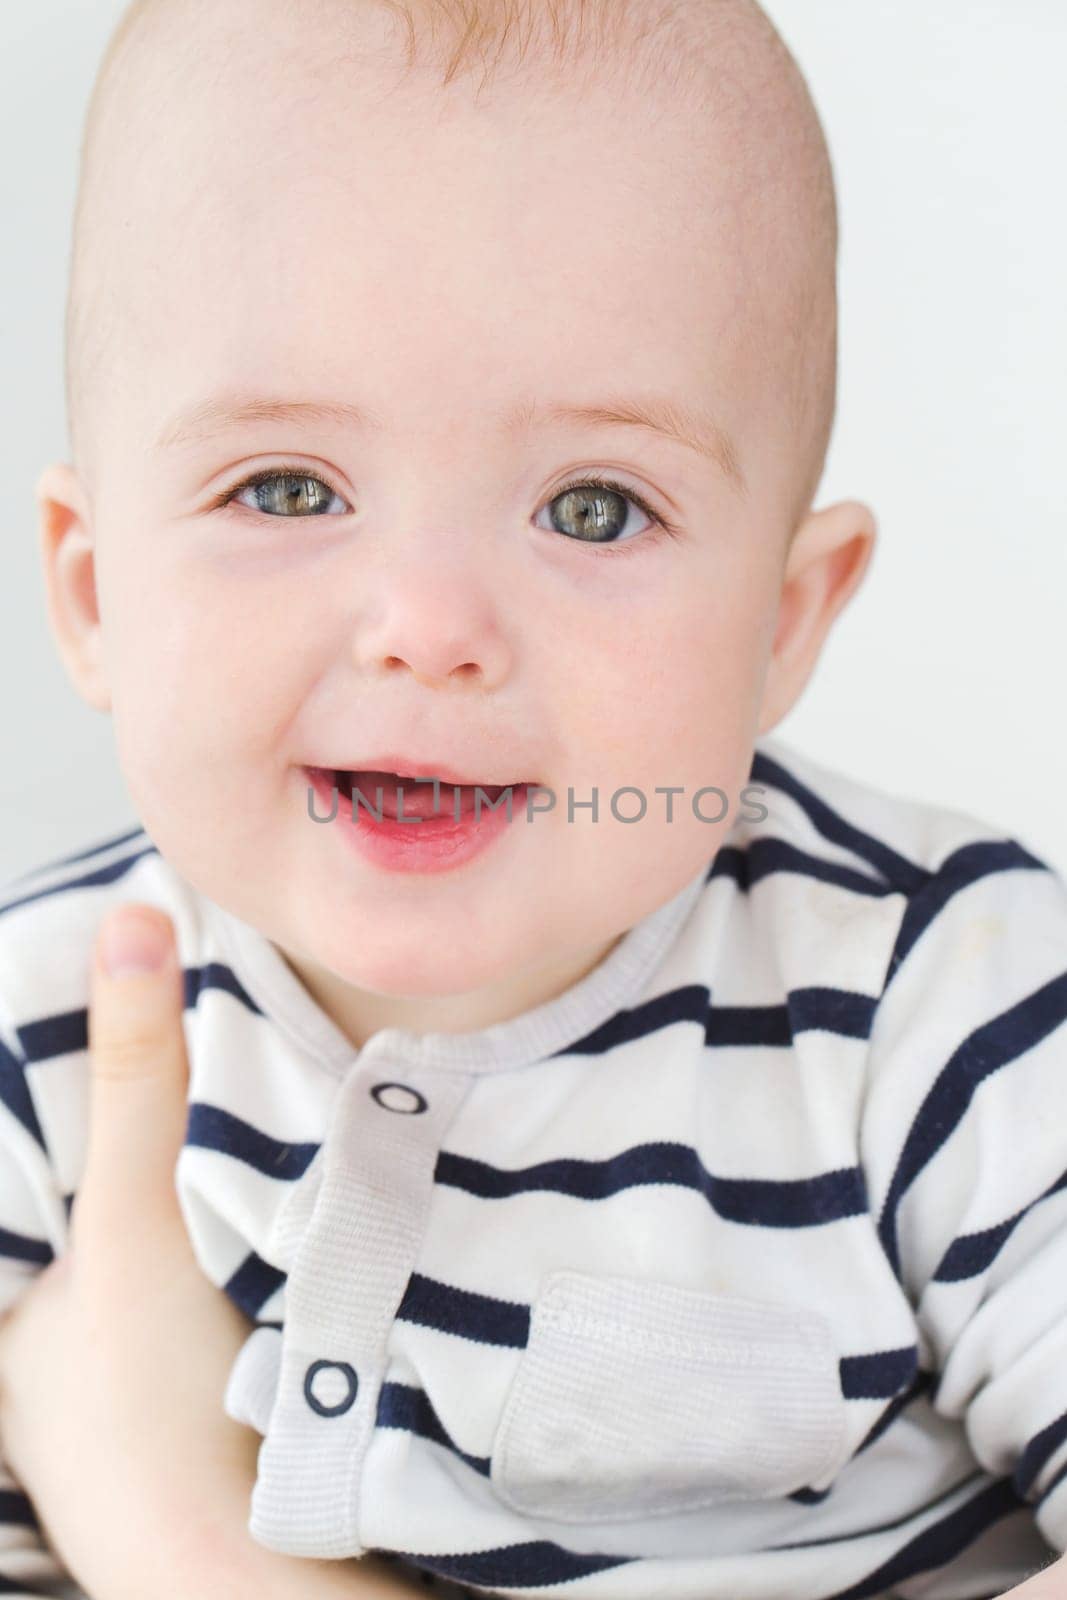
[37,0,875,1042]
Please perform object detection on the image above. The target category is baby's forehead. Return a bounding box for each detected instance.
[91,15,720,313]
[90,3,797,323]
[89,0,810,234]
[71,0,835,521]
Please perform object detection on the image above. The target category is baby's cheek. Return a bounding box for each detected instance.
[103,580,269,829]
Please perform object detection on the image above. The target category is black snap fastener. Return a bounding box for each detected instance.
[304,1359,359,1417]
[370,1081,428,1115]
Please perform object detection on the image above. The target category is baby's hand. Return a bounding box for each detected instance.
[0,906,261,1597]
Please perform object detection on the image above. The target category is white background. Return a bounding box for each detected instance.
[1,1,1065,884]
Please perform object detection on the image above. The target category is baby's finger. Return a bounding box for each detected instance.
[78,905,189,1239]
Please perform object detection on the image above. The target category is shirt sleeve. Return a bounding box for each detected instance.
[859,832,1067,1553]
[0,994,76,1597]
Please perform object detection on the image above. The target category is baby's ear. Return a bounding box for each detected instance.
[757,498,877,736]
[35,461,111,714]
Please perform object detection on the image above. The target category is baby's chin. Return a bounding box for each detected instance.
[189,815,545,992]
[272,903,584,1046]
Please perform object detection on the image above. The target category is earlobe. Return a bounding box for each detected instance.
[35,462,112,714]
[757,499,877,736]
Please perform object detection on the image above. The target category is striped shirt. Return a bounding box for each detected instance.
[2,732,1067,1600]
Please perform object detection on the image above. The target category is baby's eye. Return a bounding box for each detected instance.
[225,470,350,517]
[536,477,664,549]
[217,468,672,551]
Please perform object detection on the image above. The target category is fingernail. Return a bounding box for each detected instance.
[100,911,171,977]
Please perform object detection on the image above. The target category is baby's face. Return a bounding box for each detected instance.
[44,7,864,1035]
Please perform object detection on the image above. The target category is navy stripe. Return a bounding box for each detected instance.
[390,1538,633,1589]
[788,987,877,1040]
[0,844,159,919]
[17,1007,88,1062]
[749,749,928,895]
[183,962,264,1015]
[706,1002,793,1047]
[434,1142,868,1227]
[788,1483,832,1506]
[567,984,709,1052]
[934,1163,1067,1281]
[185,1102,318,1182]
[0,1035,47,1152]
[225,1250,287,1320]
[569,984,875,1054]
[883,838,1049,990]
[398,1271,530,1347]
[712,988,876,1048]
[935,1213,1025,1282]
[1015,1407,1067,1500]
[0,825,148,891]
[16,963,263,1069]
[712,837,894,899]
[710,985,876,1049]
[0,1224,53,1269]
[839,1345,919,1401]
[878,969,1067,1277]
[0,1490,38,1528]
[377,1380,492,1478]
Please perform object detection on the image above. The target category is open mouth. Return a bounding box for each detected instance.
[329,769,525,800]
[304,766,534,821]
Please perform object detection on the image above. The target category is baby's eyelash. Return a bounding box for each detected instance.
[210,466,344,515]
[211,466,681,555]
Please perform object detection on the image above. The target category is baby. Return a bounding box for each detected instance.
[2,0,1066,1597]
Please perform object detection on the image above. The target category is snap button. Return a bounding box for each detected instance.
[304,1359,359,1418]
[370,1081,428,1115]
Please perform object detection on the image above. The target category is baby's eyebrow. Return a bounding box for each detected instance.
[512,394,747,494]
[153,391,746,494]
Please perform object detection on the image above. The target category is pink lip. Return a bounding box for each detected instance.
[301,765,533,876]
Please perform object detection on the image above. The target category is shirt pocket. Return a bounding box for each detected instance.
[490,1268,849,1524]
